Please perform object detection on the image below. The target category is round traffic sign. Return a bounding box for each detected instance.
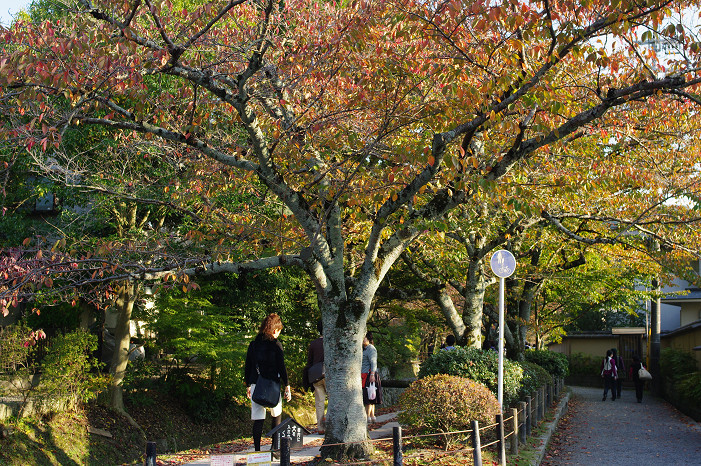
[490,249,516,278]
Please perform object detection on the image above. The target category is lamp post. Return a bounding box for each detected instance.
[490,249,516,409]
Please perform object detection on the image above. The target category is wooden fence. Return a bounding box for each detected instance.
[142,378,566,465]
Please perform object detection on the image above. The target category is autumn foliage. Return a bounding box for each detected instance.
[398,374,501,448]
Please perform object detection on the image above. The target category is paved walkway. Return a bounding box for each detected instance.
[542,386,701,465]
[182,411,399,465]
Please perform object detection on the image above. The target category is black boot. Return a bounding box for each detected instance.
[253,419,264,451]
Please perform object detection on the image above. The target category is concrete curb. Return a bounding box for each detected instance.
[533,388,571,466]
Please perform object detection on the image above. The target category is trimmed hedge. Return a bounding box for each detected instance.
[524,349,569,378]
[419,347,523,407]
[519,361,552,400]
[398,374,500,448]
[660,348,698,381]
[565,352,600,376]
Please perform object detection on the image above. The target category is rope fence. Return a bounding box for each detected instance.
[142,377,565,466]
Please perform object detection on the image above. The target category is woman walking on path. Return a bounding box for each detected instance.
[244,313,292,452]
[612,348,625,399]
[601,349,618,401]
[362,331,378,423]
[629,354,645,403]
[305,320,326,433]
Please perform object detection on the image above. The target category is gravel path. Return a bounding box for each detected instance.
[542,386,701,466]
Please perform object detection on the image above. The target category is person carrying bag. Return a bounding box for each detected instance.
[244,313,291,453]
[304,320,327,433]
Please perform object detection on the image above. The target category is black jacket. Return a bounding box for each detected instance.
[244,334,288,386]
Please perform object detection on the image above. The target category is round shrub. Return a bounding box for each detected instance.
[398,374,501,447]
[419,347,523,407]
[519,361,552,400]
[524,349,569,378]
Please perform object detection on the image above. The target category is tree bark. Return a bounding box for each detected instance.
[319,298,373,460]
[109,281,136,412]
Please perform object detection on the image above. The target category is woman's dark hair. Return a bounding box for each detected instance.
[632,354,640,363]
[445,334,456,346]
[259,313,283,340]
[317,319,323,335]
[611,348,618,358]
[365,331,374,344]
[606,349,613,357]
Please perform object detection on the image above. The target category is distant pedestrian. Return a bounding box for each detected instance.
[611,348,625,399]
[629,354,645,403]
[244,313,291,452]
[441,334,456,351]
[600,349,618,401]
[362,331,378,423]
[305,320,326,433]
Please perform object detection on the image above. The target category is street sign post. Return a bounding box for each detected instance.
[490,250,516,409]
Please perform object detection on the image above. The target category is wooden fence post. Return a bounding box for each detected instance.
[533,391,540,425]
[525,396,532,436]
[471,420,482,466]
[144,441,156,466]
[393,426,403,466]
[496,414,506,465]
[280,437,290,466]
[511,407,519,455]
[519,401,528,443]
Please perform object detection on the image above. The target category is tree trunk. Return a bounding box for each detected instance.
[461,259,489,348]
[433,288,467,345]
[319,298,373,460]
[109,281,136,412]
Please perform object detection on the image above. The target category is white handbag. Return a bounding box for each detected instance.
[638,365,652,380]
[367,382,377,400]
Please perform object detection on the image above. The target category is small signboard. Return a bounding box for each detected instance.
[267,417,311,450]
[490,249,516,278]
[211,455,234,466]
[246,451,272,465]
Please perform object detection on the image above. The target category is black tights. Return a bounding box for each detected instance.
[253,415,281,451]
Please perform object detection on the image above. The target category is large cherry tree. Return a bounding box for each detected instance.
[3,0,701,458]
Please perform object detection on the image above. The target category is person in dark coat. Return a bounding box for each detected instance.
[244,313,291,452]
[612,348,625,399]
[629,354,645,403]
[305,319,326,433]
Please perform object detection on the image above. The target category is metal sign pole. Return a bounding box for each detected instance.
[490,249,516,412]
[498,276,505,408]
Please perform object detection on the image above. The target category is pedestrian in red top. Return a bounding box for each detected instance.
[601,349,618,401]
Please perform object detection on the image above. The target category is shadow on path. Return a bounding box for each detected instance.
[542,386,701,466]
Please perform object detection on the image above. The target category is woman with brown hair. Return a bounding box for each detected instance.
[244,313,291,452]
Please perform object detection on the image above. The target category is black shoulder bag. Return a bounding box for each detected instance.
[251,343,281,408]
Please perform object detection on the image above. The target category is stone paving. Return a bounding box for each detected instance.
[541,386,701,466]
[182,411,399,465]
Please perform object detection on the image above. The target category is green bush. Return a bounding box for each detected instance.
[0,324,35,376]
[398,374,501,448]
[677,371,701,406]
[162,368,228,424]
[660,348,698,380]
[566,352,601,376]
[519,361,552,400]
[419,347,523,407]
[38,329,109,412]
[524,349,569,378]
